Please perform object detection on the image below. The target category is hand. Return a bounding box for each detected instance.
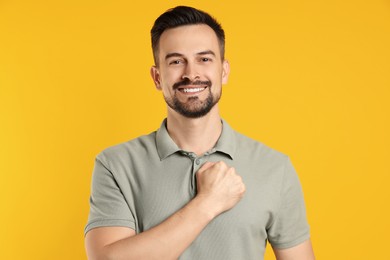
[195,161,246,218]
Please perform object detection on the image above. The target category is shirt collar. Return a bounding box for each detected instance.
[156,119,181,160]
[214,119,236,160]
[156,118,236,161]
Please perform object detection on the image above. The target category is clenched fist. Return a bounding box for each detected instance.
[195,161,246,218]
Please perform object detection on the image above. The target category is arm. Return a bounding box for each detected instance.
[273,239,315,260]
[86,196,215,260]
[85,161,245,260]
[268,157,312,259]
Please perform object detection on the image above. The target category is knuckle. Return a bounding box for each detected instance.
[227,167,235,174]
[217,161,227,167]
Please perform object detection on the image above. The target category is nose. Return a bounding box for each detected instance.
[181,63,200,81]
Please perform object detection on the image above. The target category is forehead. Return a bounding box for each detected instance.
[158,24,221,58]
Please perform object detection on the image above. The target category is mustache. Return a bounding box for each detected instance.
[172,78,212,90]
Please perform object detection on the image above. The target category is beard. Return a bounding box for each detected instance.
[164,79,221,118]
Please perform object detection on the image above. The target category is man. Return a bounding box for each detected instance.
[85,6,315,260]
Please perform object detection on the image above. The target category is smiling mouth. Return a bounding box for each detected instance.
[178,87,207,93]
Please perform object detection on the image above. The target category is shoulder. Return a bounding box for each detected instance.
[234,130,288,164]
[96,131,158,168]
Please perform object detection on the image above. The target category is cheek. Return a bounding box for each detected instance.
[209,72,223,85]
[163,66,183,76]
[162,71,181,85]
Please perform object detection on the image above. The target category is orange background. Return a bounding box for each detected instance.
[1,0,389,259]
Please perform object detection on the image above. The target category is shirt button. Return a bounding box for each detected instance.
[195,159,201,165]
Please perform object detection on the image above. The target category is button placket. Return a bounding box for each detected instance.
[186,153,196,196]
[190,156,206,196]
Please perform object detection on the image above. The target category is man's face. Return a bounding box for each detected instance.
[151,24,230,118]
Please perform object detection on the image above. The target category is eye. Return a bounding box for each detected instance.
[201,57,211,62]
[169,59,183,65]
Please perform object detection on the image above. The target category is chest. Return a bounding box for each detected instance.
[123,154,280,235]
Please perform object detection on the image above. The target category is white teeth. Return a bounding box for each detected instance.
[182,87,205,93]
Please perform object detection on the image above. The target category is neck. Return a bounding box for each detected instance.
[166,106,222,156]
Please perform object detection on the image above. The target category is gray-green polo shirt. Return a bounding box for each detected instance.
[85,119,310,259]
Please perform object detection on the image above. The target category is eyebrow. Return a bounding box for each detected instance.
[197,50,216,57]
[165,52,183,60]
[165,50,216,60]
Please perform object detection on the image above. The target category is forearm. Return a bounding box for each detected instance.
[86,161,245,260]
[101,196,215,260]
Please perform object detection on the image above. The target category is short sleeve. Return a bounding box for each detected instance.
[84,157,135,235]
[267,157,310,249]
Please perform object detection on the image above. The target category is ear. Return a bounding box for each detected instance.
[150,66,162,90]
[222,60,230,84]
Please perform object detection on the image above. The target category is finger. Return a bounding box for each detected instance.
[198,161,216,172]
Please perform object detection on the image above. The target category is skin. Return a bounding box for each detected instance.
[85,24,315,260]
[150,24,230,155]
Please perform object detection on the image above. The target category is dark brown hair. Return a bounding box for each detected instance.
[151,6,225,66]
